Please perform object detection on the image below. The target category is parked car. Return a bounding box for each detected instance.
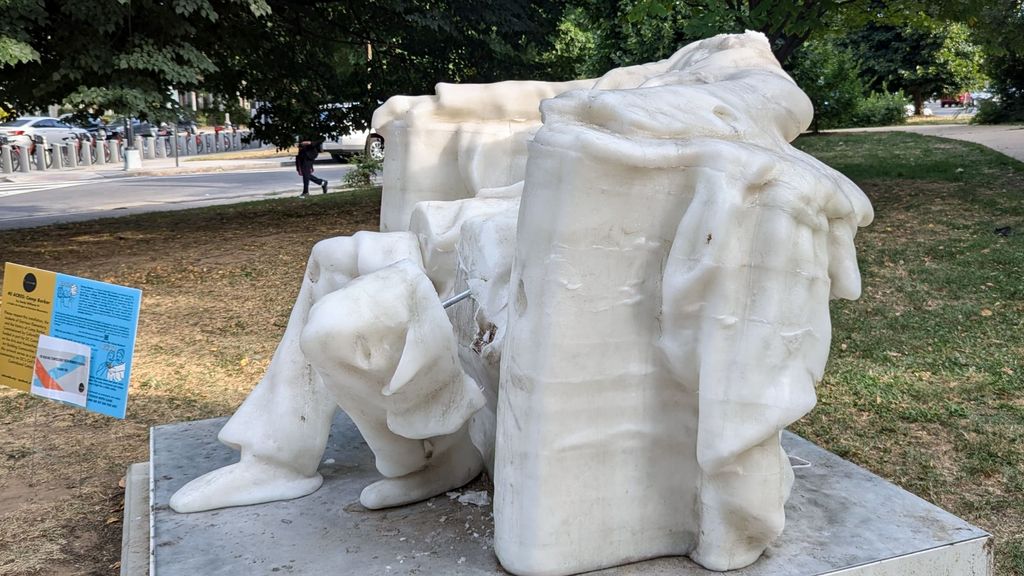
[322,129,385,163]
[0,116,88,148]
[971,90,995,104]
[105,118,160,140]
[59,113,104,131]
[939,92,972,107]
[318,103,385,163]
[58,114,114,141]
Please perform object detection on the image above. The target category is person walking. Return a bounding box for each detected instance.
[296,140,328,196]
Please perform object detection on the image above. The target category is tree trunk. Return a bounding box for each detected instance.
[914,92,924,116]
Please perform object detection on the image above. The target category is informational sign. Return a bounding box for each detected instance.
[0,263,142,418]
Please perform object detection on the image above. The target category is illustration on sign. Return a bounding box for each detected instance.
[0,263,142,418]
[31,334,90,407]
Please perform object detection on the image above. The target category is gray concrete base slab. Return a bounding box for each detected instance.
[148,414,991,576]
[120,462,150,576]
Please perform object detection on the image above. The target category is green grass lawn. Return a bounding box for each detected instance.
[794,132,1024,575]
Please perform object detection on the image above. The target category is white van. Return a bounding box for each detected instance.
[321,129,385,163]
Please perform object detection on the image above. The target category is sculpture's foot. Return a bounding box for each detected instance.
[170,459,323,513]
[689,541,763,572]
[359,437,483,510]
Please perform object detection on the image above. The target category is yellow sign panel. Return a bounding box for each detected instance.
[0,263,57,392]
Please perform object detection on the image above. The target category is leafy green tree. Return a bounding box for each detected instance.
[550,0,999,79]
[973,1,1024,123]
[0,0,567,146]
[975,50,1024,123]
[842,21,985,114]
[789,40,864,132]
[0,0,270,120]
[202,0,568,146]
[537,6,600,79]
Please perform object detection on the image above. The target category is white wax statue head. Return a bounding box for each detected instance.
[372,31,820,233]
[592,30,813,144]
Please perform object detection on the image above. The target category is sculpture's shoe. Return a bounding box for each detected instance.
[169,460,323,513]
[359,437,483,510]
[689,540,764,572]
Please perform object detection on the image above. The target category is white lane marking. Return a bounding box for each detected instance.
[0,181,89,198]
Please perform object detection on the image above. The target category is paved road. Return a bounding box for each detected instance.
[924,100,970,117]
[0,164,353,230]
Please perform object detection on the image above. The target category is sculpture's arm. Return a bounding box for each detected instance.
[659,140,871,472]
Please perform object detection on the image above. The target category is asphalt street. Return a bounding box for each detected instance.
[0,164,353,230]
[925,100,967,117]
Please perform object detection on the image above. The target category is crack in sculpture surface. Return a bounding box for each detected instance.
[169,32,873,575]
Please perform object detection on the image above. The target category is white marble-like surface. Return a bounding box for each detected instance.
[169,31,873,576]
[152,418,991,576]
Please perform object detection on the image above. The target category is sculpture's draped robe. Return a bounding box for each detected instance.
[493,33,873,575]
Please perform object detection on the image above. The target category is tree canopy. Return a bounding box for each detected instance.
[201,0,567,146]
[841,21,985,114]
[549,0,997,73]
[0,0,270,121]
[0,0,566,144]
[2,0,1023,140]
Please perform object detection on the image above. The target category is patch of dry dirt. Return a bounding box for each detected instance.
[0,190,381,575]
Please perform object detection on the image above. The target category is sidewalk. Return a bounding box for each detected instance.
[0,152,335,183]
[828,124,1024,162]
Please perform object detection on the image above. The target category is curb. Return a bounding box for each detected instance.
[114,161,291,178]
[1,161,293,182]
[2,154,346,183]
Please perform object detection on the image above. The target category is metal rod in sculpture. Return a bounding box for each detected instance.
[442,289,472,309]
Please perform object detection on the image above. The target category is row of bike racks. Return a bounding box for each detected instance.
[0,131,267,174]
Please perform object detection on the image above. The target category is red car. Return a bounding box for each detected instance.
[940,93,973,107]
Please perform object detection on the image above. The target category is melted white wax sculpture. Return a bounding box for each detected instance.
[169,32,873,575]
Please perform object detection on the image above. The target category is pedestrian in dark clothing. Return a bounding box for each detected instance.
[296,140,328,196]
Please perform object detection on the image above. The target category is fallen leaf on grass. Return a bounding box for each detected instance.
[980,309,993,317]
[105,516,120,525]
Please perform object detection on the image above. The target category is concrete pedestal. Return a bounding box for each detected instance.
[139,414,991,576]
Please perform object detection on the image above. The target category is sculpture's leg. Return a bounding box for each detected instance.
[170,234,421,513]
[300,260,486,510]
[356,423,482,510]
[689,436,793,571]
